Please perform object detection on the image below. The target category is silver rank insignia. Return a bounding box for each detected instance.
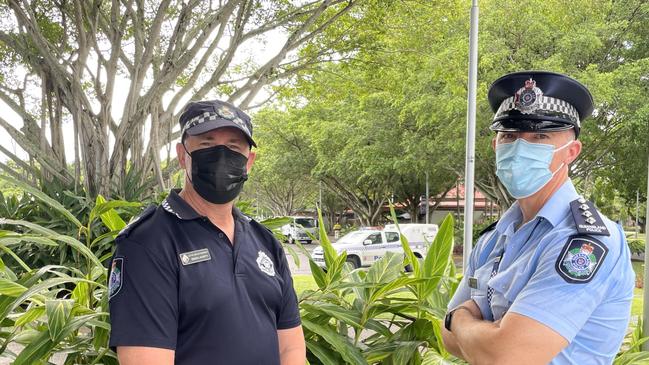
[569,198,610,236]
[514,78,543,114]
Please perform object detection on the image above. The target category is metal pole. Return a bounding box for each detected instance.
[319,180,323,209]
[462,0,479,273]
[642,155,649,349]
[425,171,430,224]
[636,190,640,239]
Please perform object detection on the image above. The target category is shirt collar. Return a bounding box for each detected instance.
[536,179,579,227]
[162,189,251,224]
[495,179,579,233]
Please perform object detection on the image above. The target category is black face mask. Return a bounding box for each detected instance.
[184,144,249,204]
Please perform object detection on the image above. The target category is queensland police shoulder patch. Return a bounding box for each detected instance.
[555,236,608,284]
[108,258,124,299]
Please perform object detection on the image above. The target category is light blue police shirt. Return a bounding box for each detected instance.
[448,180,634,364]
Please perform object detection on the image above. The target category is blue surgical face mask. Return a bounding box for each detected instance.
[495,138,572,199]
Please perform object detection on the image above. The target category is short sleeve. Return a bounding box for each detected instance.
[276,249,301,330]
[507,236,614,342]
[109,239,178,350]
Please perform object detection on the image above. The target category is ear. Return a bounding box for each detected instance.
[176,143,188,170]
[565,139,582,165]
[246,150,257,173]
[491,136,497,152]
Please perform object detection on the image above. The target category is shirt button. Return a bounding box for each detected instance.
[218,233,224,238]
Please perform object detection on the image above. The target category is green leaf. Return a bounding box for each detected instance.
[302,318,367,365]
[0,174,82,228]
[259,216,292,231]
[91,195,136,232]
[308,259,327,290]
[366,251,402,285]
[12,329,54,365]
[0,278,27,297]
[389,203,421,275]
[302,302,363,328]
[306,340,344,365]
[15,305,46,327]
[46,299,74,341]
[71,281,90,308]
[419,214,455,299]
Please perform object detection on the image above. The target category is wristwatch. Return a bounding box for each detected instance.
[444,305,472,332]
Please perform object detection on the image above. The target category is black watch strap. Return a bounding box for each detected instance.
[444,305,472,332]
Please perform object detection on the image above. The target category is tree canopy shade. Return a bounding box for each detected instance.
[249,0,648,224]
[0,0,365,197]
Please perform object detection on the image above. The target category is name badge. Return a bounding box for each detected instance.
[468,277,478,289]
[179,248,211,266]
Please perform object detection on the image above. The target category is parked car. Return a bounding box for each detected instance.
[311,226,434,270]
[281,216,318,244]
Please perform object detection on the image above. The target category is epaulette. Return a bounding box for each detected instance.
[569,197,610,236]
[116,205,157,241]
[478,220,499,237]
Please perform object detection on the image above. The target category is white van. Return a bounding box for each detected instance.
[281,216,318,244]
[311,224,437,269]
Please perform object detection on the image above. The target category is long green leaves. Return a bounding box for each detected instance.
[301,207,462,364]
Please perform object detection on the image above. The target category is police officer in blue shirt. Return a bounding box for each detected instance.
[108,100,306,364]
[441,71,634,364]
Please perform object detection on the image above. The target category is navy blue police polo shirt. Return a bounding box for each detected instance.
[108,189,301,364]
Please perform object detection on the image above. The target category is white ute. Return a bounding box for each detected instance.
[311,224,438,270]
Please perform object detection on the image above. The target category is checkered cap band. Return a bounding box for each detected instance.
[181,112,250,137]
[495,95,581,128]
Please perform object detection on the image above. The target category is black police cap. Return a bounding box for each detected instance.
[179,100,256,147]
[487,71,594,138]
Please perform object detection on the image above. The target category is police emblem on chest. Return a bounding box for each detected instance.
[555,236,608,284]
[256,251,275,276]
[108,258,124,299]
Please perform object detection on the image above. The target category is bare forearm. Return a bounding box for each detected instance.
[280,347,306,365]
[452,310,503,364]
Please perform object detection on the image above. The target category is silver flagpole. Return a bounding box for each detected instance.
[462,0,479,273]
[642,152,649,349]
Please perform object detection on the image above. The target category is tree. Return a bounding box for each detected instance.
[0,0,364,197]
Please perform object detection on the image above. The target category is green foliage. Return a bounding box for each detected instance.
[299,207,462,364]
[614,317,649,365]
[0,189,131,363]
[628,239,646,256]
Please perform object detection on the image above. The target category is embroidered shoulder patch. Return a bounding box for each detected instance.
[555,236,608,284]
[108,258,124,299]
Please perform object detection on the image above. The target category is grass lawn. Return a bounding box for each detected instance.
[633,260,644,316]
[293,274,318,294]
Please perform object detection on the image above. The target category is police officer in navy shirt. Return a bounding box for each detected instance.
[441,71,634,364]
[108,100,305,364]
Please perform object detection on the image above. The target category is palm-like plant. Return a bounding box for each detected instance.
[299,206,464,365]
[0,176,140,364]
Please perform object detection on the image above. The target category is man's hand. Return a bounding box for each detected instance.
[458,299,482,321]
[441,300,482,360]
